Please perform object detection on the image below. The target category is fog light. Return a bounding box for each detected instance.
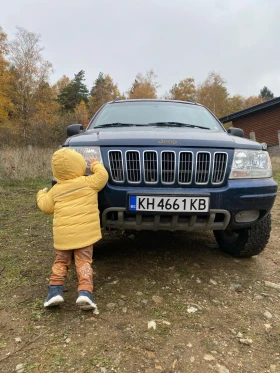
[235,210,260,223]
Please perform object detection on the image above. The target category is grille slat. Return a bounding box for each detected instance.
[196,152,210,184]
[212,153,227,184]
[162,151,175,183]
[179,152,193,184]
[126,151,141,183]
[144,151,158,183]
[108,151,124,182]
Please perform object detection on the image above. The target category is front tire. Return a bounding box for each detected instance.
[214,213,271,258]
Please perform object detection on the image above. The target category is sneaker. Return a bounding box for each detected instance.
[44,285,64,308]
[76,290,98,311]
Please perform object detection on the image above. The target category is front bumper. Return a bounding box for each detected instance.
[98,178,278,231]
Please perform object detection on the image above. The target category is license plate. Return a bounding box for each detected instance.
[129,195,209,213]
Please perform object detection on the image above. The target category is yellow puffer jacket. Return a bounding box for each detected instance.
[37,148,108,250]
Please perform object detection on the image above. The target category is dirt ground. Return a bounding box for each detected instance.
[0,183,280,373]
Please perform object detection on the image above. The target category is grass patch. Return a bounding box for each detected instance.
[153,310,166,319]
[273,172,280,184]
[87,356,112,369]
[24,363,40,372]
[0,178,51,188]
[0,253,23,285]
[271,156,280,183]
[175,303,186,314]
[27,299,47,321]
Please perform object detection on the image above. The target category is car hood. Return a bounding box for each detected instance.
[67,127,262,150]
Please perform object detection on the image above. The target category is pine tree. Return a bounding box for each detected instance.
[88,72,121,116]
[90,72,105,96]
[259,86,274,101]
[57,70,89,112]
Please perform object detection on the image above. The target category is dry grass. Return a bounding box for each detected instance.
[271,156,280,174]
[0,147,55,183]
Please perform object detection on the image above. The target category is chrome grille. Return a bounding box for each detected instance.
[161,151,175,183]
[107,150,227,185]
[144,151,158,183]
[126,151,141,183]
[179,152,193,184]
[108,150,124,182]
[196,152,210,184]
[212,153,227,184]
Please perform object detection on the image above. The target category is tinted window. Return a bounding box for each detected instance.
[89,101,223,131]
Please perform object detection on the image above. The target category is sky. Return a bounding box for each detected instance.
[1,0,280,98]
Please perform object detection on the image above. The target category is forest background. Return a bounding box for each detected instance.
[0,26,275,147]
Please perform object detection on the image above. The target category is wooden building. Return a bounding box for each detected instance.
[220,97,280,146]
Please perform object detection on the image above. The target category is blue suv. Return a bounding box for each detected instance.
[64,99,278,258]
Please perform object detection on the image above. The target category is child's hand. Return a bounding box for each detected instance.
[88,157,99,166]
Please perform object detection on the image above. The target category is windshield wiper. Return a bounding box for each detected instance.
[95,121,211,130]
[147,122,211,130]
[95,122,144,128]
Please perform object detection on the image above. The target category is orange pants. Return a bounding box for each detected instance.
[49,245,93,292]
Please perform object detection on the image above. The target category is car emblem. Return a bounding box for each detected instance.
[158,139,178,145]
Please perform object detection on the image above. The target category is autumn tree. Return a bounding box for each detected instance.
[168,78,196,101]
[88,72,121,116]
[52,75,71,96]
[32,81,59,123]
[197,71,229,117]
[0,27,13,124]
[226,94,245,114]
[223,95,264,117]
[244,96,263,108]
[57,70,89,112]
[128,69,159,99]
[259,86,274,101]
[75,100,89,126]
[8,26,53,138]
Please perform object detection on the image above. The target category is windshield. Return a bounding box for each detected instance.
[89,101,223,131]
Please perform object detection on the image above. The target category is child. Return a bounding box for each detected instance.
[37,148,108,311]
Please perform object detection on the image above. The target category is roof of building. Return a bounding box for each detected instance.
[219,96,280,124]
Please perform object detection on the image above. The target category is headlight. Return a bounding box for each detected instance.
[229,149,272,179]
[69,146,103,173]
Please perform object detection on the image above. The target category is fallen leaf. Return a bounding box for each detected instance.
[155,364,163,371]
[146,350,156,359]
[172,359,178,369]
[162,320,171,326]
[152,295,163,304]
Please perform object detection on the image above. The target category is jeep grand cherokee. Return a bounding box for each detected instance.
[62,99,278,258]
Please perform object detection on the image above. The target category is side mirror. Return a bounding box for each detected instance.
[67,124,84,137]
[227,127,244,138]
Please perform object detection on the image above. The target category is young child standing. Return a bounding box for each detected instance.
[37,148,108,311]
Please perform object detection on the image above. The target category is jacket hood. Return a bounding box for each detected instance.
[52,148,86,183]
